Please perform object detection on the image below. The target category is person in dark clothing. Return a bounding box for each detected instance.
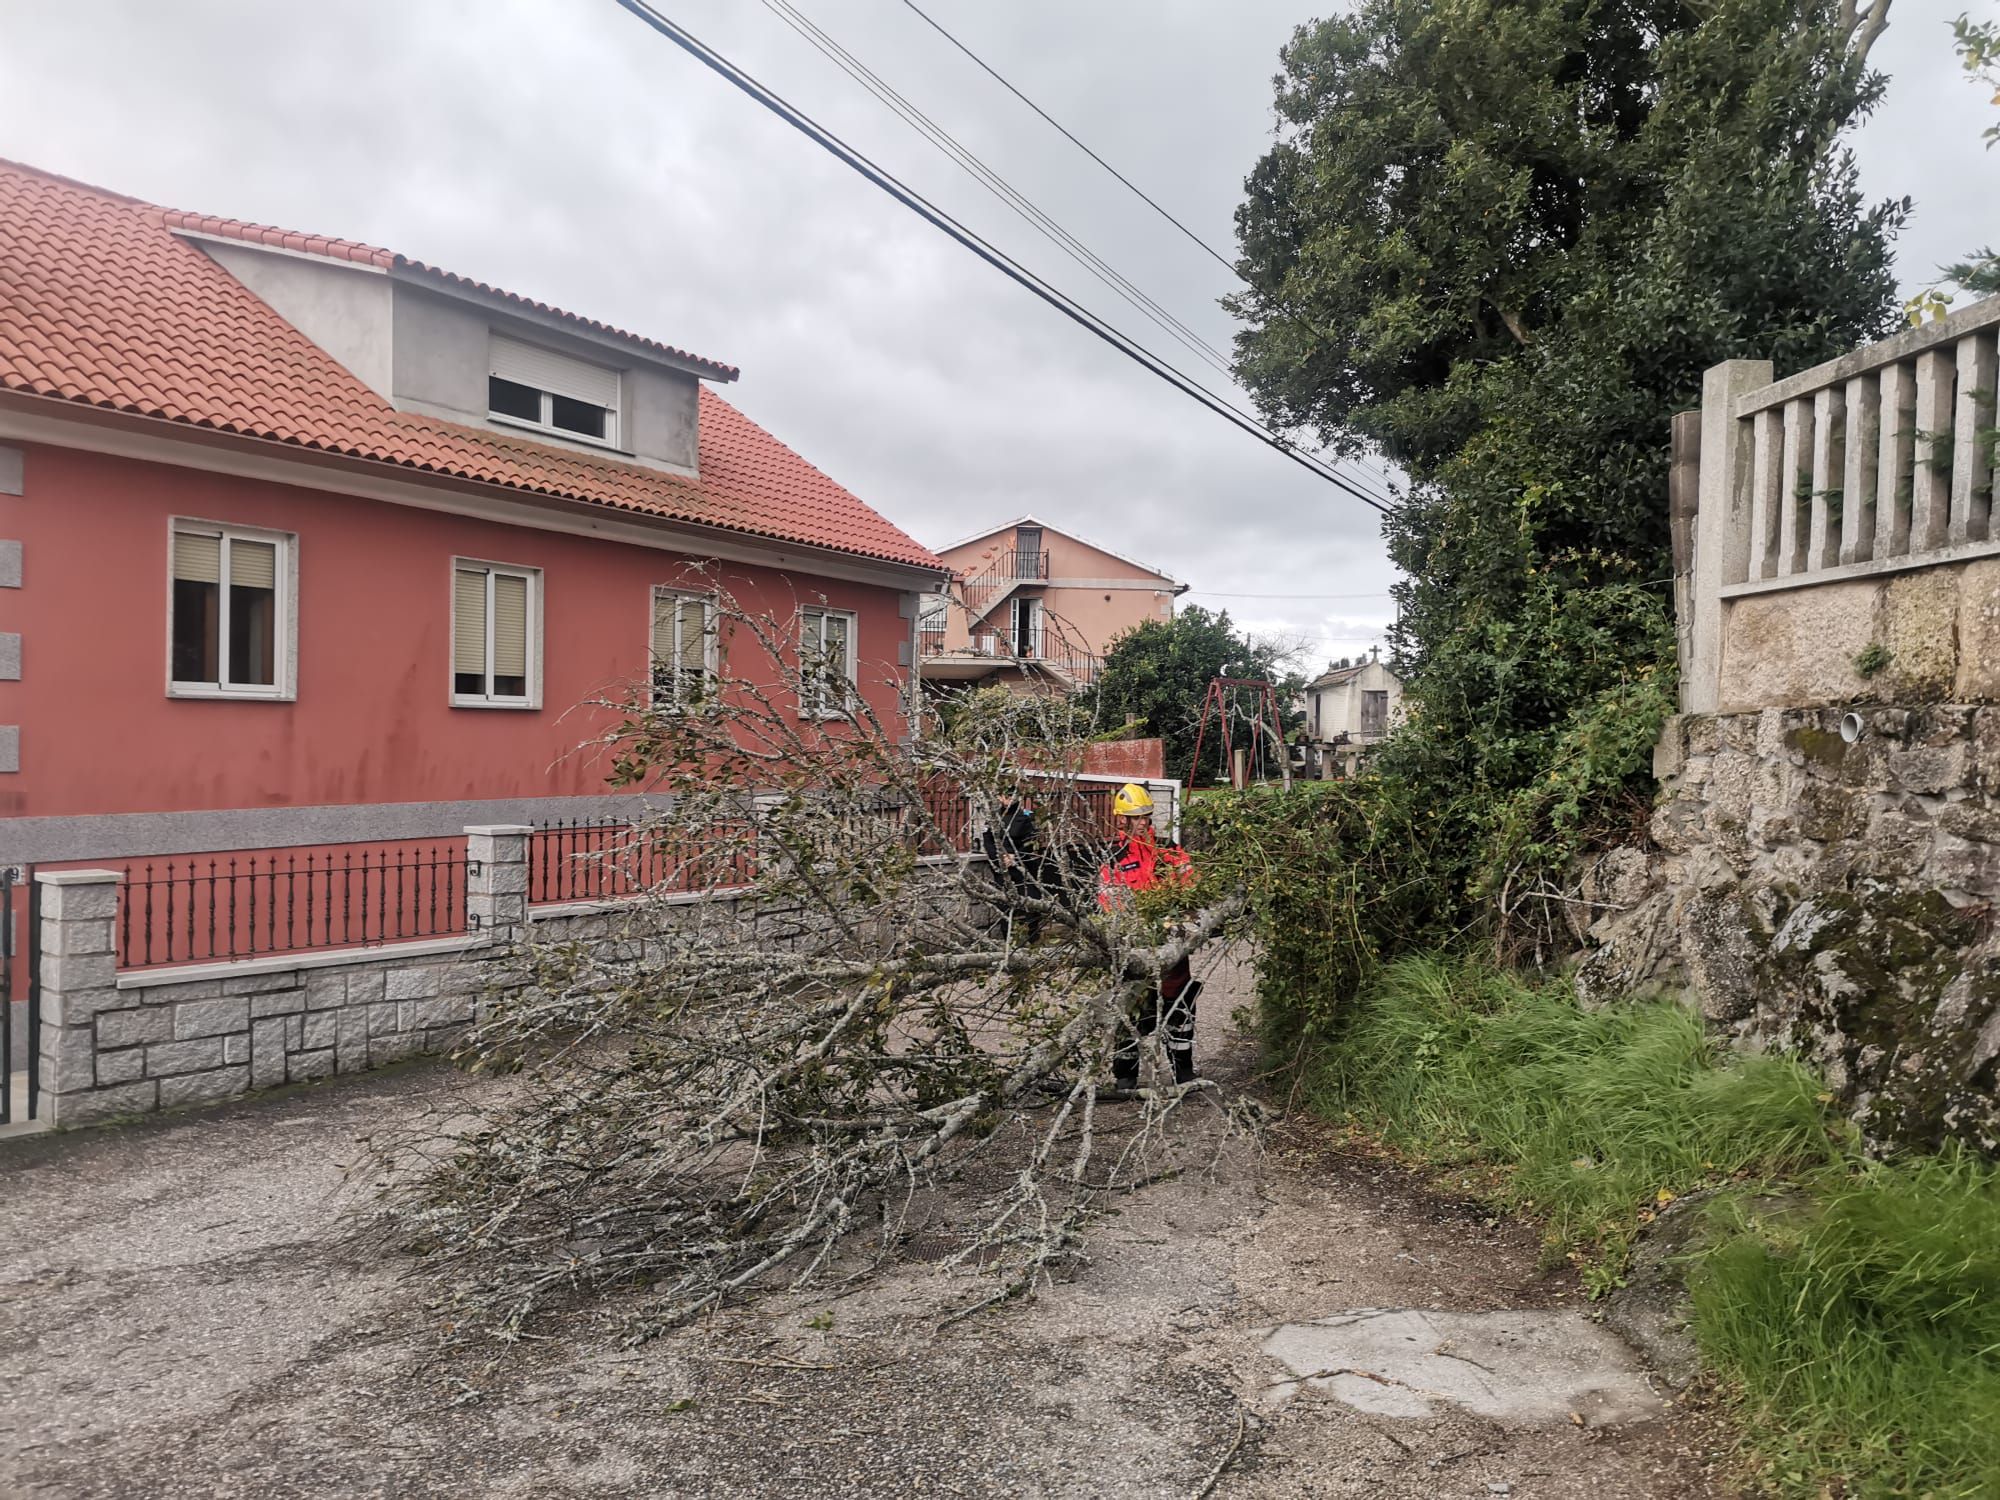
[983,788,1043,941]
[1096,783,1202,1088]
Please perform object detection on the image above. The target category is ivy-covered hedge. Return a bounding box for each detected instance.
[1190,777,1472,1042]
[1190,651,1672,1042]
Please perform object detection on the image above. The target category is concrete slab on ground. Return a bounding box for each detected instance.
[1260,1307,1667,1426]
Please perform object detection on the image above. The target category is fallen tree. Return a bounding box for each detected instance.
[370,590,1247,1342]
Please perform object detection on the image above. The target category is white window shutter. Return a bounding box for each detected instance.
[490,335,620,410]
[651,588,677,663]
[678,597,708,671]
[492,573,530,679]
[453,569,487,676]
[230,538,277,591]
[173,531,222,583]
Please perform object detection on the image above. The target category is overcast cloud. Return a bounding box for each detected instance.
[0,0,1990,669]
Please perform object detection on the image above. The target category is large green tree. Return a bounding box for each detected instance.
[1229,0,1901,816]
[1088,606,1299,782]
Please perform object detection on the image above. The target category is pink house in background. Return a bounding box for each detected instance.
[919,516,1187,694]
[0,157,946,868]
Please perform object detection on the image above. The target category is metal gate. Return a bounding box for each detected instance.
[2,865,41,1127]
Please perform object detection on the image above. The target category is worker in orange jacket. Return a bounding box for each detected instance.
[1098,783,1201,1088]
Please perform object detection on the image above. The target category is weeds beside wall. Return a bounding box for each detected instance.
[1302,954,2000,1500]
[1200,773,2000,1495]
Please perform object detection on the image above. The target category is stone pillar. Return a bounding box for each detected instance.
[1687,358,1774,716]
[465,825,531,944]
[35,870,143,1127]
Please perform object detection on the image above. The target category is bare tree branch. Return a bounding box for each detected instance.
[363,586,1248,1344]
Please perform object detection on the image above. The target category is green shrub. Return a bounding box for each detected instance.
[1187,782,1476,1045]
[1190,654,1673,1043]
[1470,669,1675,962]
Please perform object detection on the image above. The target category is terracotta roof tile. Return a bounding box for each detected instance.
[0,158,939,572]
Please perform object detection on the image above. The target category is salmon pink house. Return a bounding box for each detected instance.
[0,159,946,867]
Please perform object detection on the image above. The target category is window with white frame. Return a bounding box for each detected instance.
[452,561,538,706]
[650,587,718,709]
[487,334,621,446]
[169,522,291,697]
[799,606,856,716]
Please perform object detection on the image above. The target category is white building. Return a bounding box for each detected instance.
[1303,652,1403,778]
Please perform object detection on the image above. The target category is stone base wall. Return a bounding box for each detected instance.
[38,833,992,1129]
[1715,555,2000,714]
[1576,705,2000,1149]
[61,941,500,1122]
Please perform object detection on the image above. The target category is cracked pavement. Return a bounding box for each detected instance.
[0,946,1731,1497]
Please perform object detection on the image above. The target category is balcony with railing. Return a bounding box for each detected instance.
[918,618,1101,692]
[1682,294,2000,713]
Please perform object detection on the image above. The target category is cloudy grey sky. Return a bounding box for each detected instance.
[0,0,1990,668]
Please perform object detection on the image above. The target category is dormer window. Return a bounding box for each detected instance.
[487,334,621,447]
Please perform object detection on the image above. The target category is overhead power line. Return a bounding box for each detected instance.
[898,0,1240,280]
[892,2,1406,506]
[759,0,1394,509]
[757,0,1235,384]
[609,0,1390,514]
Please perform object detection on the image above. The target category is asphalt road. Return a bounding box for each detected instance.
[0,946,1731,1498]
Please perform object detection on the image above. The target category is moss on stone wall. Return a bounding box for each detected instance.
[1782,724,1849,772]
[1739,883,1986,1149]
[1581,703,2000,1153]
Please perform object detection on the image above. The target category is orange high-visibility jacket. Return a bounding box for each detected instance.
[1097,828,1192,909]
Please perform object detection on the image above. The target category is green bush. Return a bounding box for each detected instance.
[1189,665,1675,1043]
[1187,781,1476,1044]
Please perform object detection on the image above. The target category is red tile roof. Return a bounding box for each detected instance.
[0,159,941,572]
[158,204,742,379]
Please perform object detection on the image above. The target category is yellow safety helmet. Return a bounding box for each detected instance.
[1112,782,1154,817]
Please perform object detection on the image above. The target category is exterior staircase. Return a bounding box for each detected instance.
[959,548,1049,620]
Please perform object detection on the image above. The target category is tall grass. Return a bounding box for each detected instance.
[1298,953,2000,1497]
[1690,1150,2000,1498]
[1299,954,1838,1275]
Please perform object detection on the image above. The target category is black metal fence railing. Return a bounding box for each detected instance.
[916,781,975,855]
[93,782,1157,977]
[118,845,468,970]
[529,818,759,906]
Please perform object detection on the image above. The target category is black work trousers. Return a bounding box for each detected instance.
[1009,859,1046,940]
[1112,956,1196,1086]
